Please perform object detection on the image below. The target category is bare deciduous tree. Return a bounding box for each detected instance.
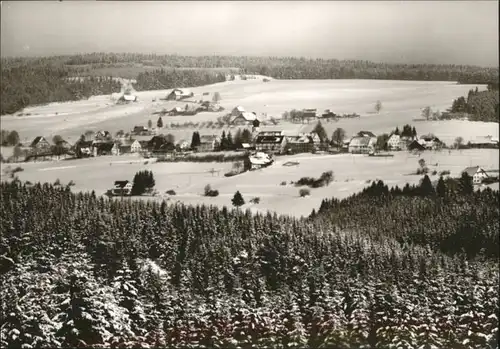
[422,106,432,120]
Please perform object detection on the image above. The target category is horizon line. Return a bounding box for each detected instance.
[1,51,498,70]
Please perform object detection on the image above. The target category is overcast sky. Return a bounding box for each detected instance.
[1,1,498,67]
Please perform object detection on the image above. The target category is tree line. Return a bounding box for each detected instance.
[311,173,499,259]
[8,52,496,83]
[0,65,122,115]
[447,86,499,122]
[0,179,497,348]
[134,68,226,91]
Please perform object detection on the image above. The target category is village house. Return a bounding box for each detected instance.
[232,112,258,126]
[418,135,443,150]
[166,88,194,101]
[112,180,133,196]
[303,109,317,117]
[132,126,149,136]
[255,132,287,154]
[462,166,489,184]
[302,109,318,122]
[117,94,137,104]
[321,109,337,118]
[152,143,176,159]
[468,136,499,149]
[231,106,246,117]
[176,139,191,151]
[197,135,220,152]
[111,143,121,156]
[94,142,114,156]
[169,107,184,116]
[387,134,409,151]
[30,136,51,151]
[407,140,426,152]
[285,133,314,154]
[310,132,321,145]
[129,139,142,153]
[348,136,376,154]
[74,140,94,157]
[117,139,141,154]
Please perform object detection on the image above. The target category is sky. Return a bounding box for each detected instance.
[1,1,498,67]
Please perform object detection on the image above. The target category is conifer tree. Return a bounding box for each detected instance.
[220,131,227,151]
[190,131,201,149]
[420,175,435,197]
[232,191,245,207]
[234,129,243,149]
[313,121,328,143]
[227,131,234,150]
[459,172,474,195]
[436,176,446,198]
[241,128,253,144]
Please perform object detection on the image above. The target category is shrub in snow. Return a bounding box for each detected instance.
[299,188,310,197]
[250,197,260,204]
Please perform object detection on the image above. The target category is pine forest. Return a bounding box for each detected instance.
[0,176,498,348]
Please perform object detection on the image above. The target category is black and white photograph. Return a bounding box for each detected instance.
[1,1,499,348]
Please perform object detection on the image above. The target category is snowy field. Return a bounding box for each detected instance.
[1,79,498,147]
[9,149,499,218]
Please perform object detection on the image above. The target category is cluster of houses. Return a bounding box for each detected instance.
[18,127,462,162]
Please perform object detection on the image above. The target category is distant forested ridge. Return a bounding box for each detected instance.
[0,179,498,348]
[134,68,226,91]
[0,65,122,115]
[445,83,500,122]
[53,52,500,82]
[1,53,498,115]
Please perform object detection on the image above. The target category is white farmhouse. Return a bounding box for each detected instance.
[462,166,489,184]
[387,134,402,150]
[348,136,376,154]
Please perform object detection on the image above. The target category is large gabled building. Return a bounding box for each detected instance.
[348,136,376,154]
[255,131,287,154]
[166,88,194,101]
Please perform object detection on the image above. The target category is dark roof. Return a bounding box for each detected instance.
[133,126,148,131]
[76,140,93,148]
[30,136,47,147]
[407,140,425,150]
[302,109,317,117]
[148,136,168,150]
[96,130,111,137]
[153,143,176,152]
[255,135,285,144]
[114,180,130,188]
[357,131,376,137]
[95,142,114,152]
[463,166,486,177]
